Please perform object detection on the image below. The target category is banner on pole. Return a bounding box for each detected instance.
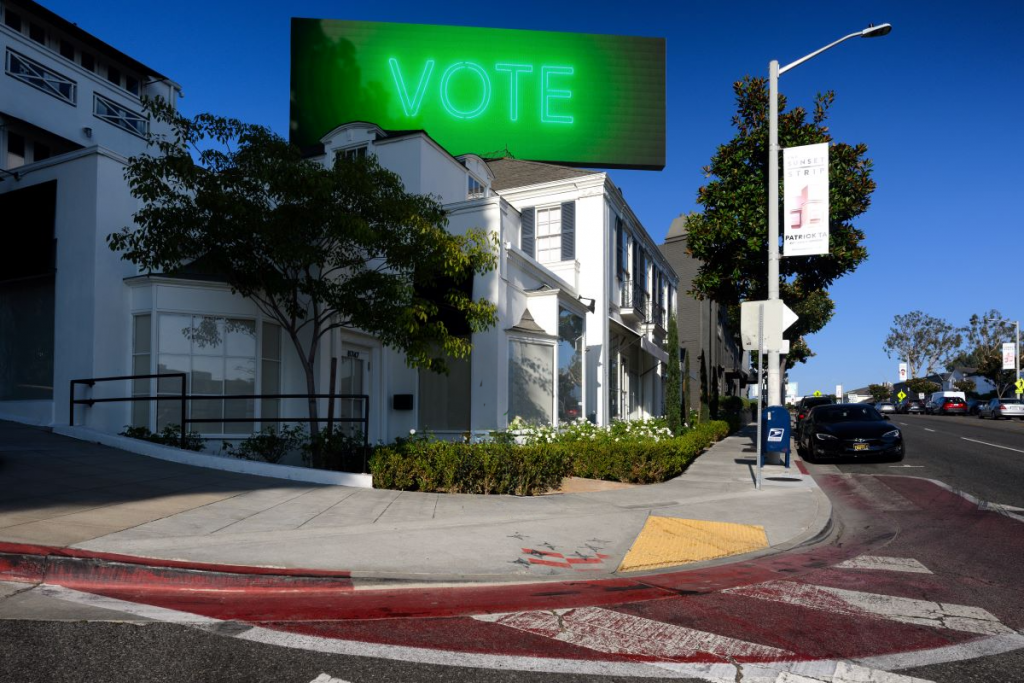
[1003,342,1016,371]
[899,363,907,382]
[783,142,829,257]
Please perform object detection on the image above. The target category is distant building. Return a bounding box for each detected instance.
[659,214,746,414]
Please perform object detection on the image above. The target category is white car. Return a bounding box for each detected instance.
[978,398,1024,420]
[875,402,896,415]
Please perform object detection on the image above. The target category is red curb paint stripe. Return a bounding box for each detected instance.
[523,548,565,558]
[795,459,809,475]
[528,558,572,568]
[566,558,603,565]
[0,542,351,579]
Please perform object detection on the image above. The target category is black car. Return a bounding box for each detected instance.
[793,396,835,436]
[796,403,904,463]
[900,400,924,414]
[967,399,987,416]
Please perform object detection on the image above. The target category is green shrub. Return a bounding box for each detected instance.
[119,424,205,451]
[223,425,306,464]
[305,428,371,473]
[370,440,569,495]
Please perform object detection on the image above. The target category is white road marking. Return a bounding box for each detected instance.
[835,556,932,574]
[888,465,925,468]
[475,606,792,660]
[773,661,934,681]
[920,478,1024,524]
[309,675,351,683]
[33,584,1024,681]
[924,428,936,432]
[724,581,1014,636]
[960,437,1024,454]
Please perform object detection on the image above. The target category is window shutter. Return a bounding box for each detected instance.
[615,217,624,278]
[521,207,535,259]
[560,201,575,261]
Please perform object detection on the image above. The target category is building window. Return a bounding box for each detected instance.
[7,131,25,168]
[508,339,554,425]
[80,52,94,72]
[4,10,21,31]
[28,22,44,45]
[335,145,367,164]
[59,39,75,61]
[5,49,77,105]
[557,308,584,424]
[260,321,281,428]
[467,175,485,199]
[125,75,140,96]
[131,315,152,428]
[106,65,121,87]
[155,315,258,435]
[535,206,561,264]
[94,93,148,137]
[418,351,471,432]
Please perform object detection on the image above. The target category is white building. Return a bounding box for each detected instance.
[0,1,677,450]
[0,0,180,431]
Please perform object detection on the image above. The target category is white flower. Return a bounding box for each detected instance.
[409,429,416,435]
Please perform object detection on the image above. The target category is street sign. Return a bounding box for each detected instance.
[918,393,925,399]
[740,300,798,351]
[835,384,843,401]
[897,390,906,402]
[1016,377,1024,394]
[813,390,822,397]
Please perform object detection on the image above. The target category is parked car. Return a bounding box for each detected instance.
[875,402,896,415]
[900,400,925,415]
[927,395,968,416]
[796,403,904,463]
[794,396,835,437]
[967,399,988,416]
[979,398,1024,420]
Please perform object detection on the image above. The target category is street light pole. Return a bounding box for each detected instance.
[765,23,892,406]
[985,317,1021,398]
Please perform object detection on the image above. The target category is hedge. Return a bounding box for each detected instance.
[369,420,731,495]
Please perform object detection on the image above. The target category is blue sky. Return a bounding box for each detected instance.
[50,0,1024,395]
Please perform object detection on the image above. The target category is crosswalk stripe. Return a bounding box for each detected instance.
[835,556,933,574]
[475,606,793,660]
[723,581,1014,636]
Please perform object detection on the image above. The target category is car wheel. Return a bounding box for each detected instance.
[891,448,904,463]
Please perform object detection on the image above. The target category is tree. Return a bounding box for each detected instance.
[954,311,1017,397]
[906,378,939,396]
[665,313,682,435]
[685,77,876,367]
[883,311,963,379]
[867,384,891,403]
[109,102,497,463]
[953,378,976,396]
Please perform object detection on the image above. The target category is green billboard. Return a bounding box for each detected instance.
[291,19,665,170]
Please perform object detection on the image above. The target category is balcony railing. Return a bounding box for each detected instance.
[647,301,665,328]
[620,278,648,322]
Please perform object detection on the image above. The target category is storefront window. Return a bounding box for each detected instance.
[508,339,553,425]
[557,307,583,423]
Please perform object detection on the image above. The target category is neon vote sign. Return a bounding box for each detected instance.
[291,19,665,170]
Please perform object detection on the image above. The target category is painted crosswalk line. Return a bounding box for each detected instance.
[723,581,1014,636]
[835,556,933,574]
[475,606,793,660]
[770,661,934,682]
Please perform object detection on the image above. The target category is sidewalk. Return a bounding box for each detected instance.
[0,420,830,584]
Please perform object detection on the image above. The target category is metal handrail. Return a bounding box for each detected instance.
[69,374,370,457]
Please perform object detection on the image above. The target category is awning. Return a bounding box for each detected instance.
[640,336,669,365]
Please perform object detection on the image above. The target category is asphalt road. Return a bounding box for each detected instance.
[818,412,1024,509]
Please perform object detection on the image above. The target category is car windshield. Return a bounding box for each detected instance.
[813,405,883,423]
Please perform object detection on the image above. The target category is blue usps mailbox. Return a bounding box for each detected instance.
[761,406,791,467]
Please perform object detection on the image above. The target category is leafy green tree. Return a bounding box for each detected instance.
[665,313,683,435]
[883,311,963,379]
[685,77,877,367]
[867,384,891,403]
[906,378,939,396]
[109,102,497,463]
[952,311,1017,397]
[953,378,976,396]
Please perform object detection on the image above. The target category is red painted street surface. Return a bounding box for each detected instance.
[4,473,1024,675]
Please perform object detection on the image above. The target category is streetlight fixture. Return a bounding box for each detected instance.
[766,23,892,406]
[984,317,1021,398]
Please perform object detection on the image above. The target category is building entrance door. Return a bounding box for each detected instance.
[337,345,371,441]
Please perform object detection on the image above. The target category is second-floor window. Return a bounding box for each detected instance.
[536,206,562,264]
[94,93,148,137]
[336,145,367,163]
[468,175,484,199]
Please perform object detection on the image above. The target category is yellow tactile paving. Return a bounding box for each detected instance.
[618,517,769,572]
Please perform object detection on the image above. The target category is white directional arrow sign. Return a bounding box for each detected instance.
[741,300,799,352]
